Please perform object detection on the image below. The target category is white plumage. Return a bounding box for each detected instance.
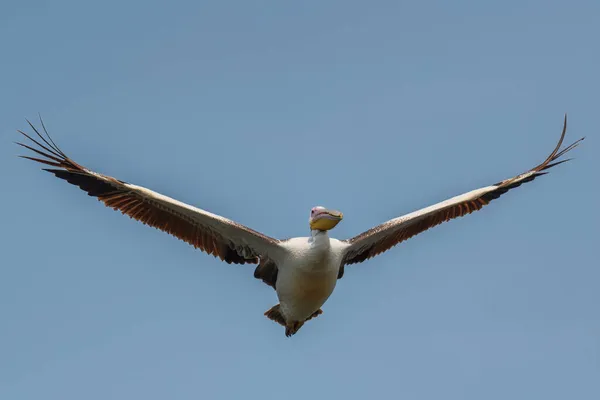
[276,234,347,322]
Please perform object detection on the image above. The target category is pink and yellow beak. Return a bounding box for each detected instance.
[310,208,344,231]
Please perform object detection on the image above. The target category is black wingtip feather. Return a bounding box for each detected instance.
[17,129,64,160]
[19,155,62,167]
[15,141,64,163]
[38,114,67,158]
[541,158,573,171]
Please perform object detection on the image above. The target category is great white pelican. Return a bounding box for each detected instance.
[16,116,583,336]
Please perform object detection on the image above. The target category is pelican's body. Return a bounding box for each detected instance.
[16,116,583,337]
[276,233,345,322]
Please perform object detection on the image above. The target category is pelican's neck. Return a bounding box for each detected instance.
[310,229,330,247]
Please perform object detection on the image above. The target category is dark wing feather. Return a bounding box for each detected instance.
[342,115,583,266]
[17,119,283,265]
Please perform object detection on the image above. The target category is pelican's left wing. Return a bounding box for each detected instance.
[340,116,583,268]
[16,121,283,265]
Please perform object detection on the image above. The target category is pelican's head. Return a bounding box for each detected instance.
[309,206,343,231]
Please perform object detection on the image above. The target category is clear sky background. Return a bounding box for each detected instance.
[1,1,598,399]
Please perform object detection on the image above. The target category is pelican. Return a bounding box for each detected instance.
[17,116,583,337]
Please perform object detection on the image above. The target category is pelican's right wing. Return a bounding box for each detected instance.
[17,121,284,265]
[340,115,583,268]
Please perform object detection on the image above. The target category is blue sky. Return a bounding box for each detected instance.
[1,1,598,399]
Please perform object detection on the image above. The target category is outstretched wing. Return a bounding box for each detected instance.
[341,115,583,267]
[17,119,283,265]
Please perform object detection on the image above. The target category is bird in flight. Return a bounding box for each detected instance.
[17,116,583,337]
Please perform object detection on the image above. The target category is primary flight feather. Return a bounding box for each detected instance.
[17,116,583,337]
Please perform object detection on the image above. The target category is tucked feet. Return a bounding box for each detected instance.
[264,304,324,337]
